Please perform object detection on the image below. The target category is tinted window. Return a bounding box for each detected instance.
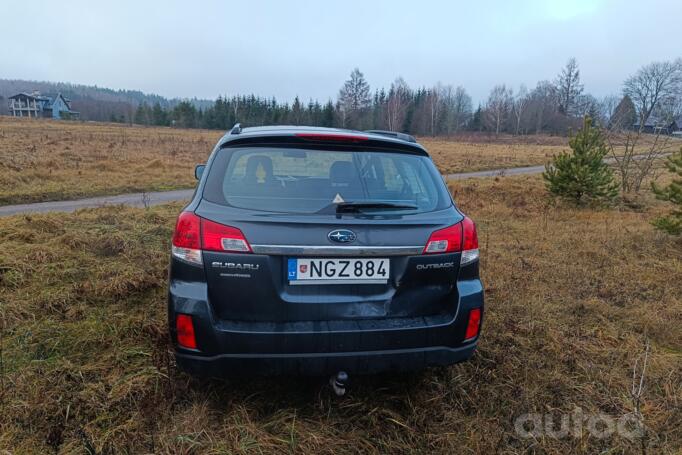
[203,147,451,214]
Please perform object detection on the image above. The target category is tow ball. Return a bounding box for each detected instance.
[330,371,349,396]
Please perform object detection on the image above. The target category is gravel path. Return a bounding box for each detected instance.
[0,156,660,217]
[0,189,195,217]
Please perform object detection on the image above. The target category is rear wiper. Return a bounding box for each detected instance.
[335,201,418,213]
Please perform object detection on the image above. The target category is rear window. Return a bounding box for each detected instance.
[203,147,452,214]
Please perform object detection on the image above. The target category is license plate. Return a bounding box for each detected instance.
[287,258,389,285]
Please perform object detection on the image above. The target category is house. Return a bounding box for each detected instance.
[8,92,79,119]
[633,115,682,135]
[633,115,671,134]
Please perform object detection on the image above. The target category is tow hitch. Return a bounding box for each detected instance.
[330,371,349,396]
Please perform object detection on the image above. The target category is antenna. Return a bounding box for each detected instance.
[230,123,242,135]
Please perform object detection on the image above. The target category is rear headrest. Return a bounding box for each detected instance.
[330,161,355,186]
[244,155,274,181]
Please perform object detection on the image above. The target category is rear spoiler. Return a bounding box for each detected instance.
[219,132,428,156]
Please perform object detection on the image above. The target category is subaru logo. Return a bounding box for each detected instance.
[328,229,356,244]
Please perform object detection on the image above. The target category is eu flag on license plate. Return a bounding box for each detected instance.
[287,259,297,280]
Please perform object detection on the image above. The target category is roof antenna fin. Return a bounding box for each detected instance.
[230,123,242,135]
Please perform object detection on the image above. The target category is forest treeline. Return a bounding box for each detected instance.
[3,57,681,136]
[129,58,682,136]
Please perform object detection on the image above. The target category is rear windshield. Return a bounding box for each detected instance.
[203,147,452,214]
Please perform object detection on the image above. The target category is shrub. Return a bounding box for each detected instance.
[652,148,682,235]
[543,117,618,204]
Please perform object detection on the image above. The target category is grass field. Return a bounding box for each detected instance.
[1,174,680,454]
[0,117,222,205]
[0,117,572,205]
[425,138,563,174]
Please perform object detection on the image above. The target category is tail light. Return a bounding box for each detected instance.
[464,308,482,341]
[460,216,479,265]
[172,212,251,265]
[423,216,479,265]
[176,314,197,349]
[202,219,251,253]
[423,223,463,254]
[172,212,203,265]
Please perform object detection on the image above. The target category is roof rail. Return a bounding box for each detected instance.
[230,123,242,135]
[365,130,417,143]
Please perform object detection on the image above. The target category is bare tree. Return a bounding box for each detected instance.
[386,77,410,132]
[440,85,472,135]
[575,94,601,120]
[607,59,682,194]
[484,85,513,135]
[597,94,621,126]
[427,83,444,137]
[624,59,682,126]
[556,57,584,117]
[512,85,530,135]
[452,86,473,133]
[525,80,559,134]
[654,90,682,123]
[335,100,346,128]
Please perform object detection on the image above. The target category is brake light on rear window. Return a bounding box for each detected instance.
[423,216,479,265]
[172,212,252,265]
[176,314,197,349]
[201,219,251,253]
[464,308,482,341]
[295,132,368,143]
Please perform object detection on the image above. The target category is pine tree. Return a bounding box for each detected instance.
[291,96,303,125]
[172,101,197,128]
[321,100,335,127]
[151,102,168,126]
[555,58,584,117]
[470,105,483,131]
[134,103,150,125]
[651,148,682,235]
[609,95,636,130]
[338,68,371,129]
[543,116,619,204]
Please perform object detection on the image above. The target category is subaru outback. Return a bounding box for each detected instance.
[168,125,484,377]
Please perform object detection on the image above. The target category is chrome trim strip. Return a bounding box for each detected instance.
[289,279,388,286]
[250,244,423,256]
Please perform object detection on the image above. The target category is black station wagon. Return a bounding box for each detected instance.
[168,125,484,382]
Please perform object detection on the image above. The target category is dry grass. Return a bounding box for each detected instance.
[3,117,678,206]
[1,175,680,454]
[0,116,682,205]
[0,117,222,205]
[0,118,570,205]
[421,133,682,175]
[422,138,564,174]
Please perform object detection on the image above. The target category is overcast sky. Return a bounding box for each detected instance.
[2,0,681,104]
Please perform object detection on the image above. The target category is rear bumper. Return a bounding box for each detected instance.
[169,278,484,376]
[175,344,477,376]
